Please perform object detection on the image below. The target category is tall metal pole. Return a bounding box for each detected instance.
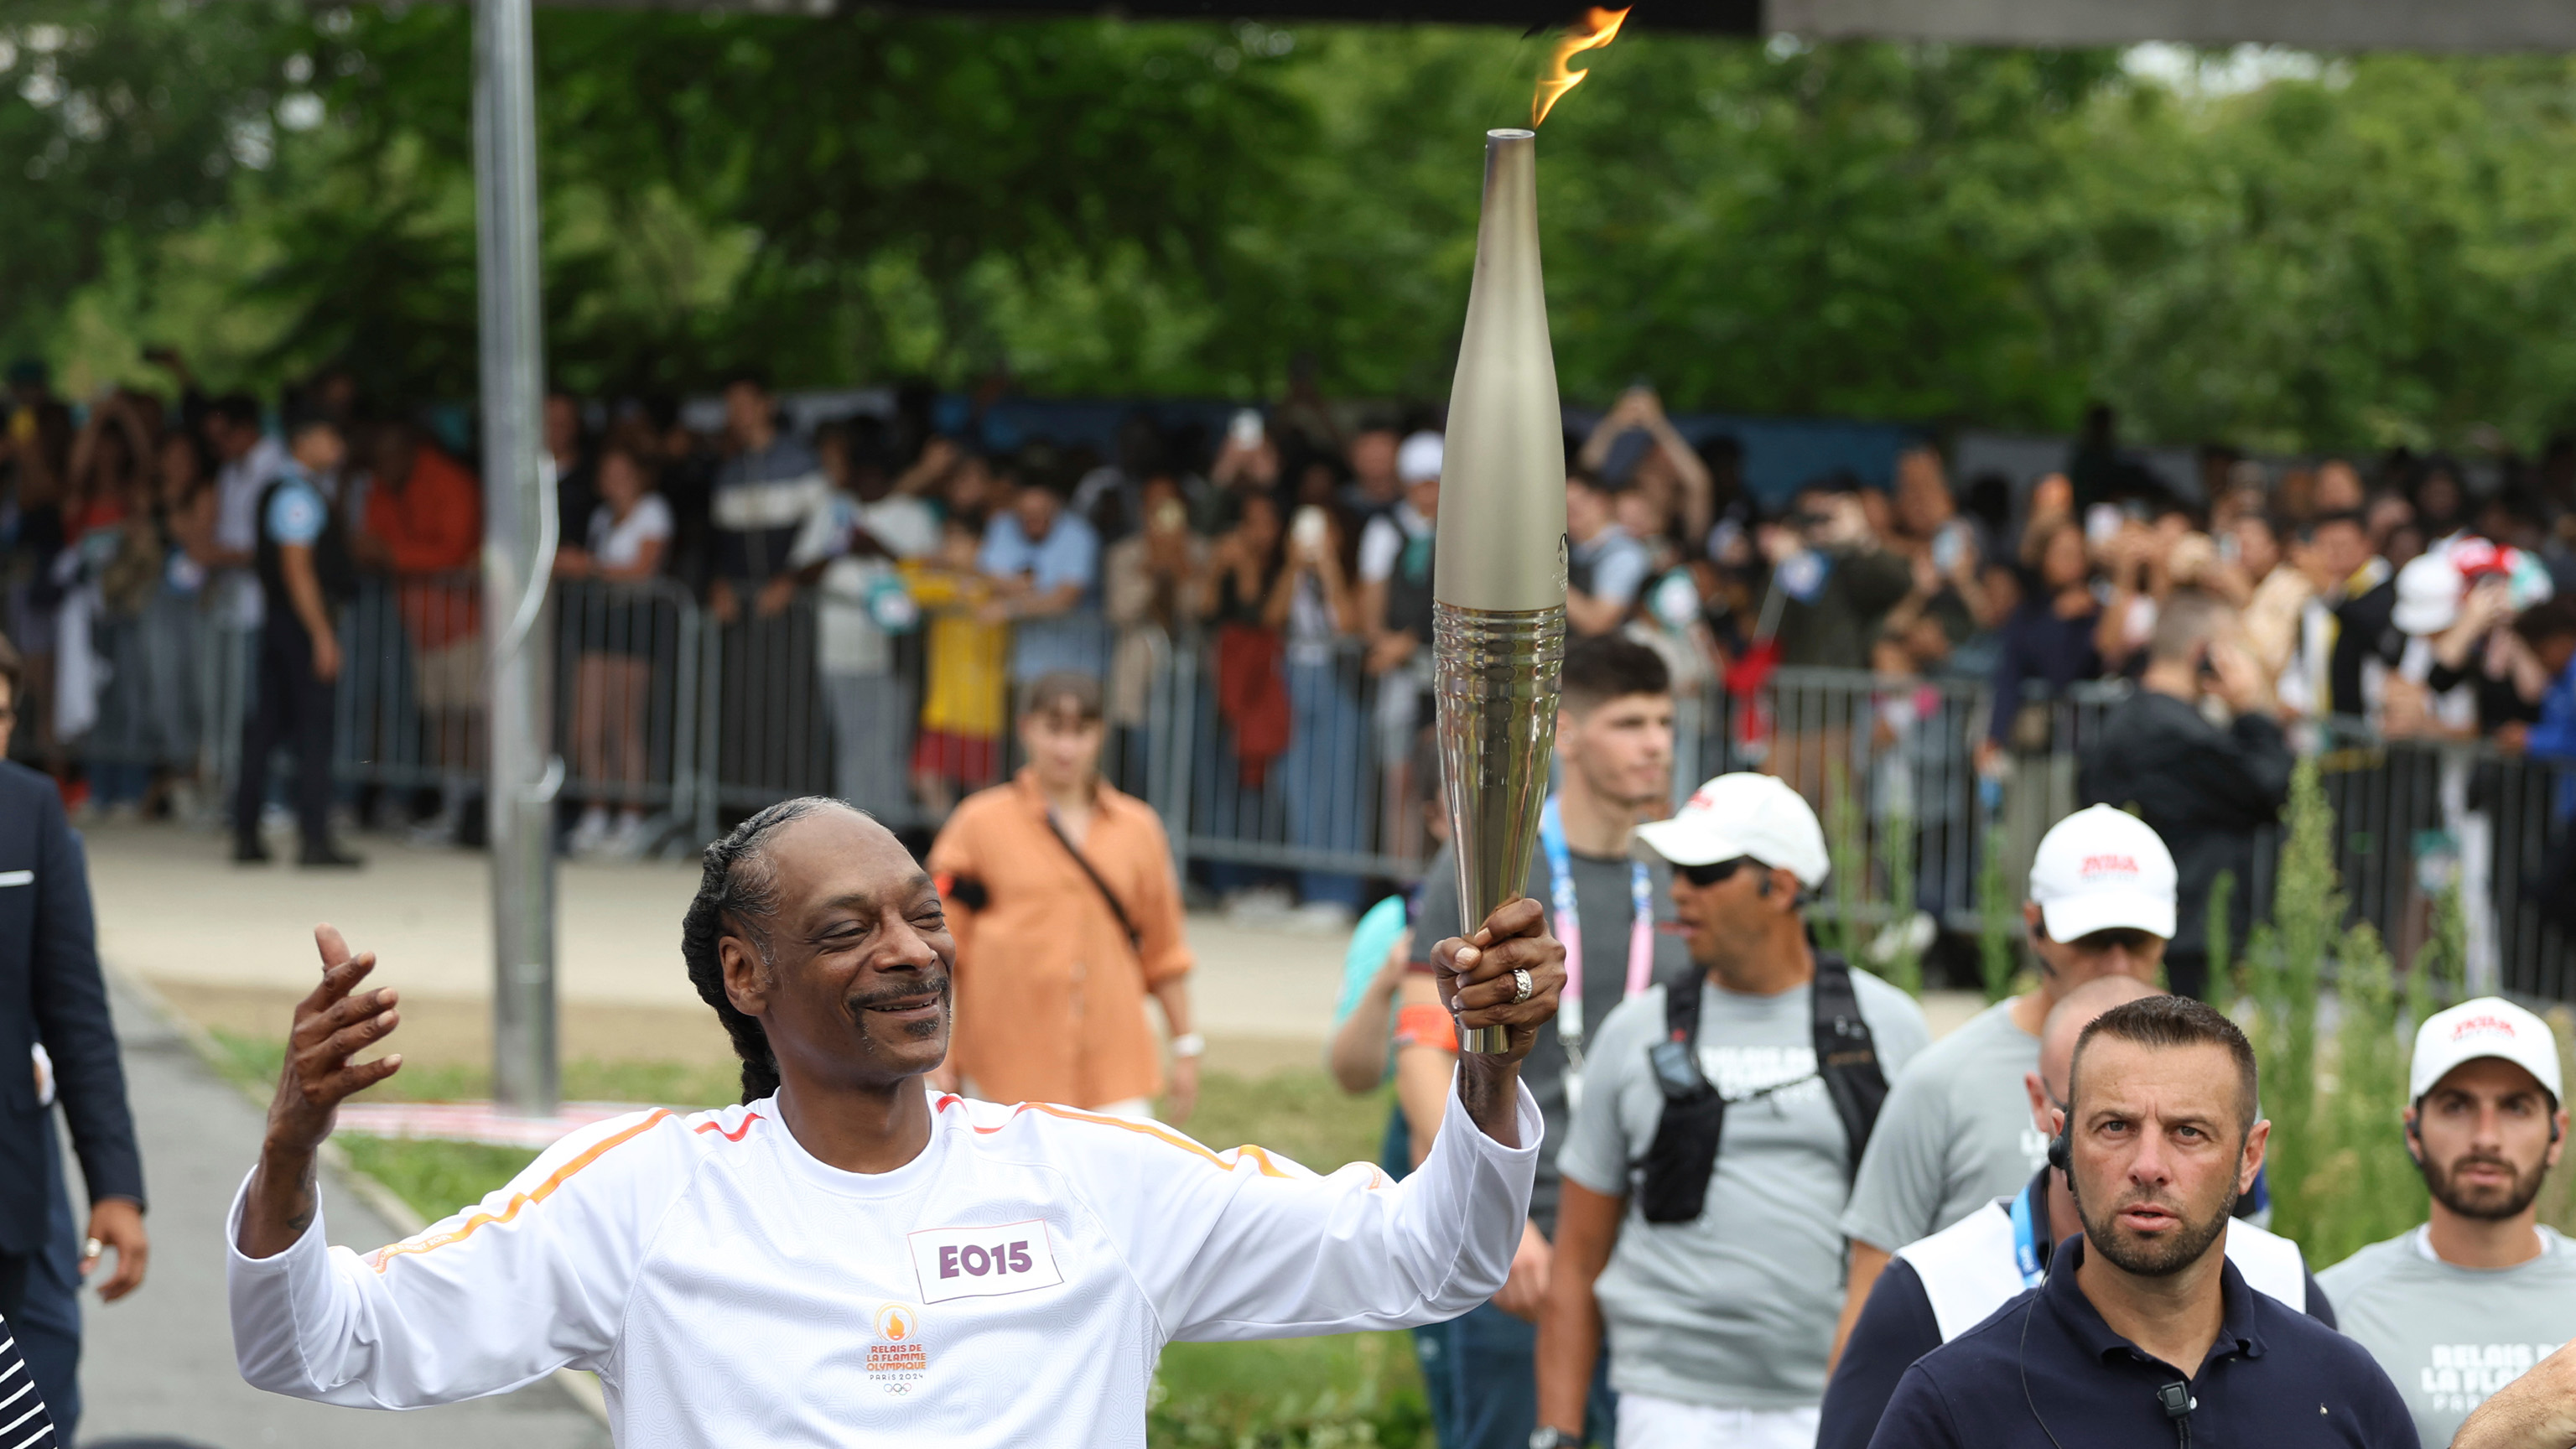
[473,0,558,1117]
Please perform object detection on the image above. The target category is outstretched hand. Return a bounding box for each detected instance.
[267,925,404,1155]
[239,927,401,1259]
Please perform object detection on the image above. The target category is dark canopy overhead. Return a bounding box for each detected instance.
[540,0,2576,53]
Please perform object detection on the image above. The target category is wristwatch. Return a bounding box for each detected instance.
[1170,1033,1207,1059]
[1529,1428,1580,1449]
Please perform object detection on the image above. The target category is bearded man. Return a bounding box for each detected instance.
[226,798,1565,1446]
[2319,998,2576,1448]
[1865,995,2410,1447]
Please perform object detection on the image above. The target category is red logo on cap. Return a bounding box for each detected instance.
[2450,1015,2523,1043]
[2081,854,2139,878]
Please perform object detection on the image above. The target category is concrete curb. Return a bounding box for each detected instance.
[117,969,614,1427]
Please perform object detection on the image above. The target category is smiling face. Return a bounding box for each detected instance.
[718,808,954,1090]
[2408,1057,2566,1223]
[2064,1036,2264,1277]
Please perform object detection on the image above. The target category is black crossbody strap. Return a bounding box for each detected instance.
[1043,812,1143,956]
[1810,953,1890,1181]
[1637,977,1724,1224]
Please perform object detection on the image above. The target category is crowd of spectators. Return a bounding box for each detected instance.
[9,349,2576,916]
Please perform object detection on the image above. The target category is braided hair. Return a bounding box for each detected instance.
[683,797,848,1103]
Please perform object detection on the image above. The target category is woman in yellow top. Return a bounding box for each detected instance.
[902,517,1011,816]
[927,672,1200,1123]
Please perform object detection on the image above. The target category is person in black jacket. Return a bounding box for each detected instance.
[0,634,148,1439]
[231,415,363,868]
[2079,591,2295,1000]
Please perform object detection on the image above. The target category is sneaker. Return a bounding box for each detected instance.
[567,807,611,857]
[298,842,368,870]
[602,811,653,860]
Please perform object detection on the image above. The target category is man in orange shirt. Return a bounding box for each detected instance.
[356,422,485,844]
[927,672,1199,1123]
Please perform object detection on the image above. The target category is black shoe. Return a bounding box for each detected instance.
[298,843,367,870]
[232,839,273,865]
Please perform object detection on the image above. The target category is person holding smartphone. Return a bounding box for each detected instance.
[2077,590,2293,1001]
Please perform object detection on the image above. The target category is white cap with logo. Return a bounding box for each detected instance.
[1632,773,1831,889]
[1397,431,1445,484]
[2028,805,2178,942]
[2410,997,2564,1104]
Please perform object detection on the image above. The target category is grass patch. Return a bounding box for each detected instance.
[204,1021,1428,1447]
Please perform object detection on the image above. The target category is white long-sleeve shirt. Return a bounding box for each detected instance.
[230,1078,1538,1446]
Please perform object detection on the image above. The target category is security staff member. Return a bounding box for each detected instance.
[1867,996,2411,1447]
[231,414,364,868]
[1817,977,2330,1449]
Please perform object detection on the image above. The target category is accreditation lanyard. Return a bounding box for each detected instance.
[2007,1178,2047,1289]
[1540,796,1657,1058]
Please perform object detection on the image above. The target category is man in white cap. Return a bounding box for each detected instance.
[1829,804,2176,1368]
[2319,996,2576,1447]
[1532,774,1931,1449]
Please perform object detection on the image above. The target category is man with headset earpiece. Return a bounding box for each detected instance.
[1865,995,2411,1447]
[2316,997,2576,1448]
[1814,975,2335,1449]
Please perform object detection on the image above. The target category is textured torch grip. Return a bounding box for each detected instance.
[1434,601,1566,1054]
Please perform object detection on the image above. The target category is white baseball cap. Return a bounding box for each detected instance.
[2028,805,2177,942]
[1398,431,1445,484]
[2411,997,2564,1104]
[2392,553,2464,636]
[1633,773,1831,889]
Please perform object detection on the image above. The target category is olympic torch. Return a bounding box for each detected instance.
[1436,127,1568,1054]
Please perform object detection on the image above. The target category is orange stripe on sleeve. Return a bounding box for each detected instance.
[973,1102,1300,1179]
[366,1109,676,1272]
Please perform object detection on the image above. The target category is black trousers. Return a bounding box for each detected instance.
[236,618,337,852]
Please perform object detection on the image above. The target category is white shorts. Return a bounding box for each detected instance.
[1616,1393,1820,1449]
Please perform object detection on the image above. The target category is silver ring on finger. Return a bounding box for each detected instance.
[1510,967,1534,1005]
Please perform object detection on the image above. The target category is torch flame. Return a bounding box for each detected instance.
[1531,7,1630,127]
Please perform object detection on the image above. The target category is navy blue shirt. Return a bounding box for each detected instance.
[1866,1236,2412,1449]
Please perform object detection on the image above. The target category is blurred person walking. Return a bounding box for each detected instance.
[926,673,1197,1121]
[2320,999,2576,1447]
[2079,592,2293,999]
[1863,997,2410,1447]
[1817,975,2330,1449]
[0,631,149,1441]
[354,419,484,845]
[1537,774,1932,1449]
[1395,635,1690,1449]
[233,417,362,868]
[1831,806,2179,1365]
[553,441,673,856]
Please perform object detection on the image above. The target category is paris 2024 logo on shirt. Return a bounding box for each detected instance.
[866,1303,929,1396]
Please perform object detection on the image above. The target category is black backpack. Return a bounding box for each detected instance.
[1633,953,1890,1225]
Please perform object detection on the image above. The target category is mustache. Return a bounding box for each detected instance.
[2446,1153,2519,1178]
[849,971,953,1011]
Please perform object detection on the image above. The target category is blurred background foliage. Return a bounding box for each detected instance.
[8,3,2576,453]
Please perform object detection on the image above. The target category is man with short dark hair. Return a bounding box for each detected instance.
[2319,998,2576,1447]
[707,369,829,627]
[1565,470,1649,637]
[1536,774,1931,1449]
[1396,633,1690,1449]
[1866,996,2410,1447]
[1817,977,2331,1449]
[2080,590,2294,999]
[231,801,1565,1445]
[234,417,363,868]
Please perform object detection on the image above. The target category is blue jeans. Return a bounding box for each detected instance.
[1281,658,1365,909]
[1445,1298,1618,1449]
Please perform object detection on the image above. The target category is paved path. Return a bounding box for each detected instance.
[72,971,610,1449]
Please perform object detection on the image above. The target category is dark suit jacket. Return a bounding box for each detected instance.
[2078,691,2295,958]
[0,761,143,1254]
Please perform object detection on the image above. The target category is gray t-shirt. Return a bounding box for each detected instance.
[1557,970,1933,1410]
[1410,841,1690,1238]
[1837,997,2049,1253]
[2317,1225,2576,1447]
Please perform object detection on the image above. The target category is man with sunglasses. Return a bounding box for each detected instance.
[1831,805,2178,1372]
[1535,774,1930,1449]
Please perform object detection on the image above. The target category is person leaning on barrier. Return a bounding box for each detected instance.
[1831,805,2181,1369]
[1864,996,2412,1449]
[1816,976,2334,1449]
[2079,589,2294,1001]
[2316,998,2576,1449]
[1394,634,1687,1449]
[1534,774,1933,1449]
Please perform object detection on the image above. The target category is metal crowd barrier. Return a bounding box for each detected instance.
[147,572,2576,1000]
